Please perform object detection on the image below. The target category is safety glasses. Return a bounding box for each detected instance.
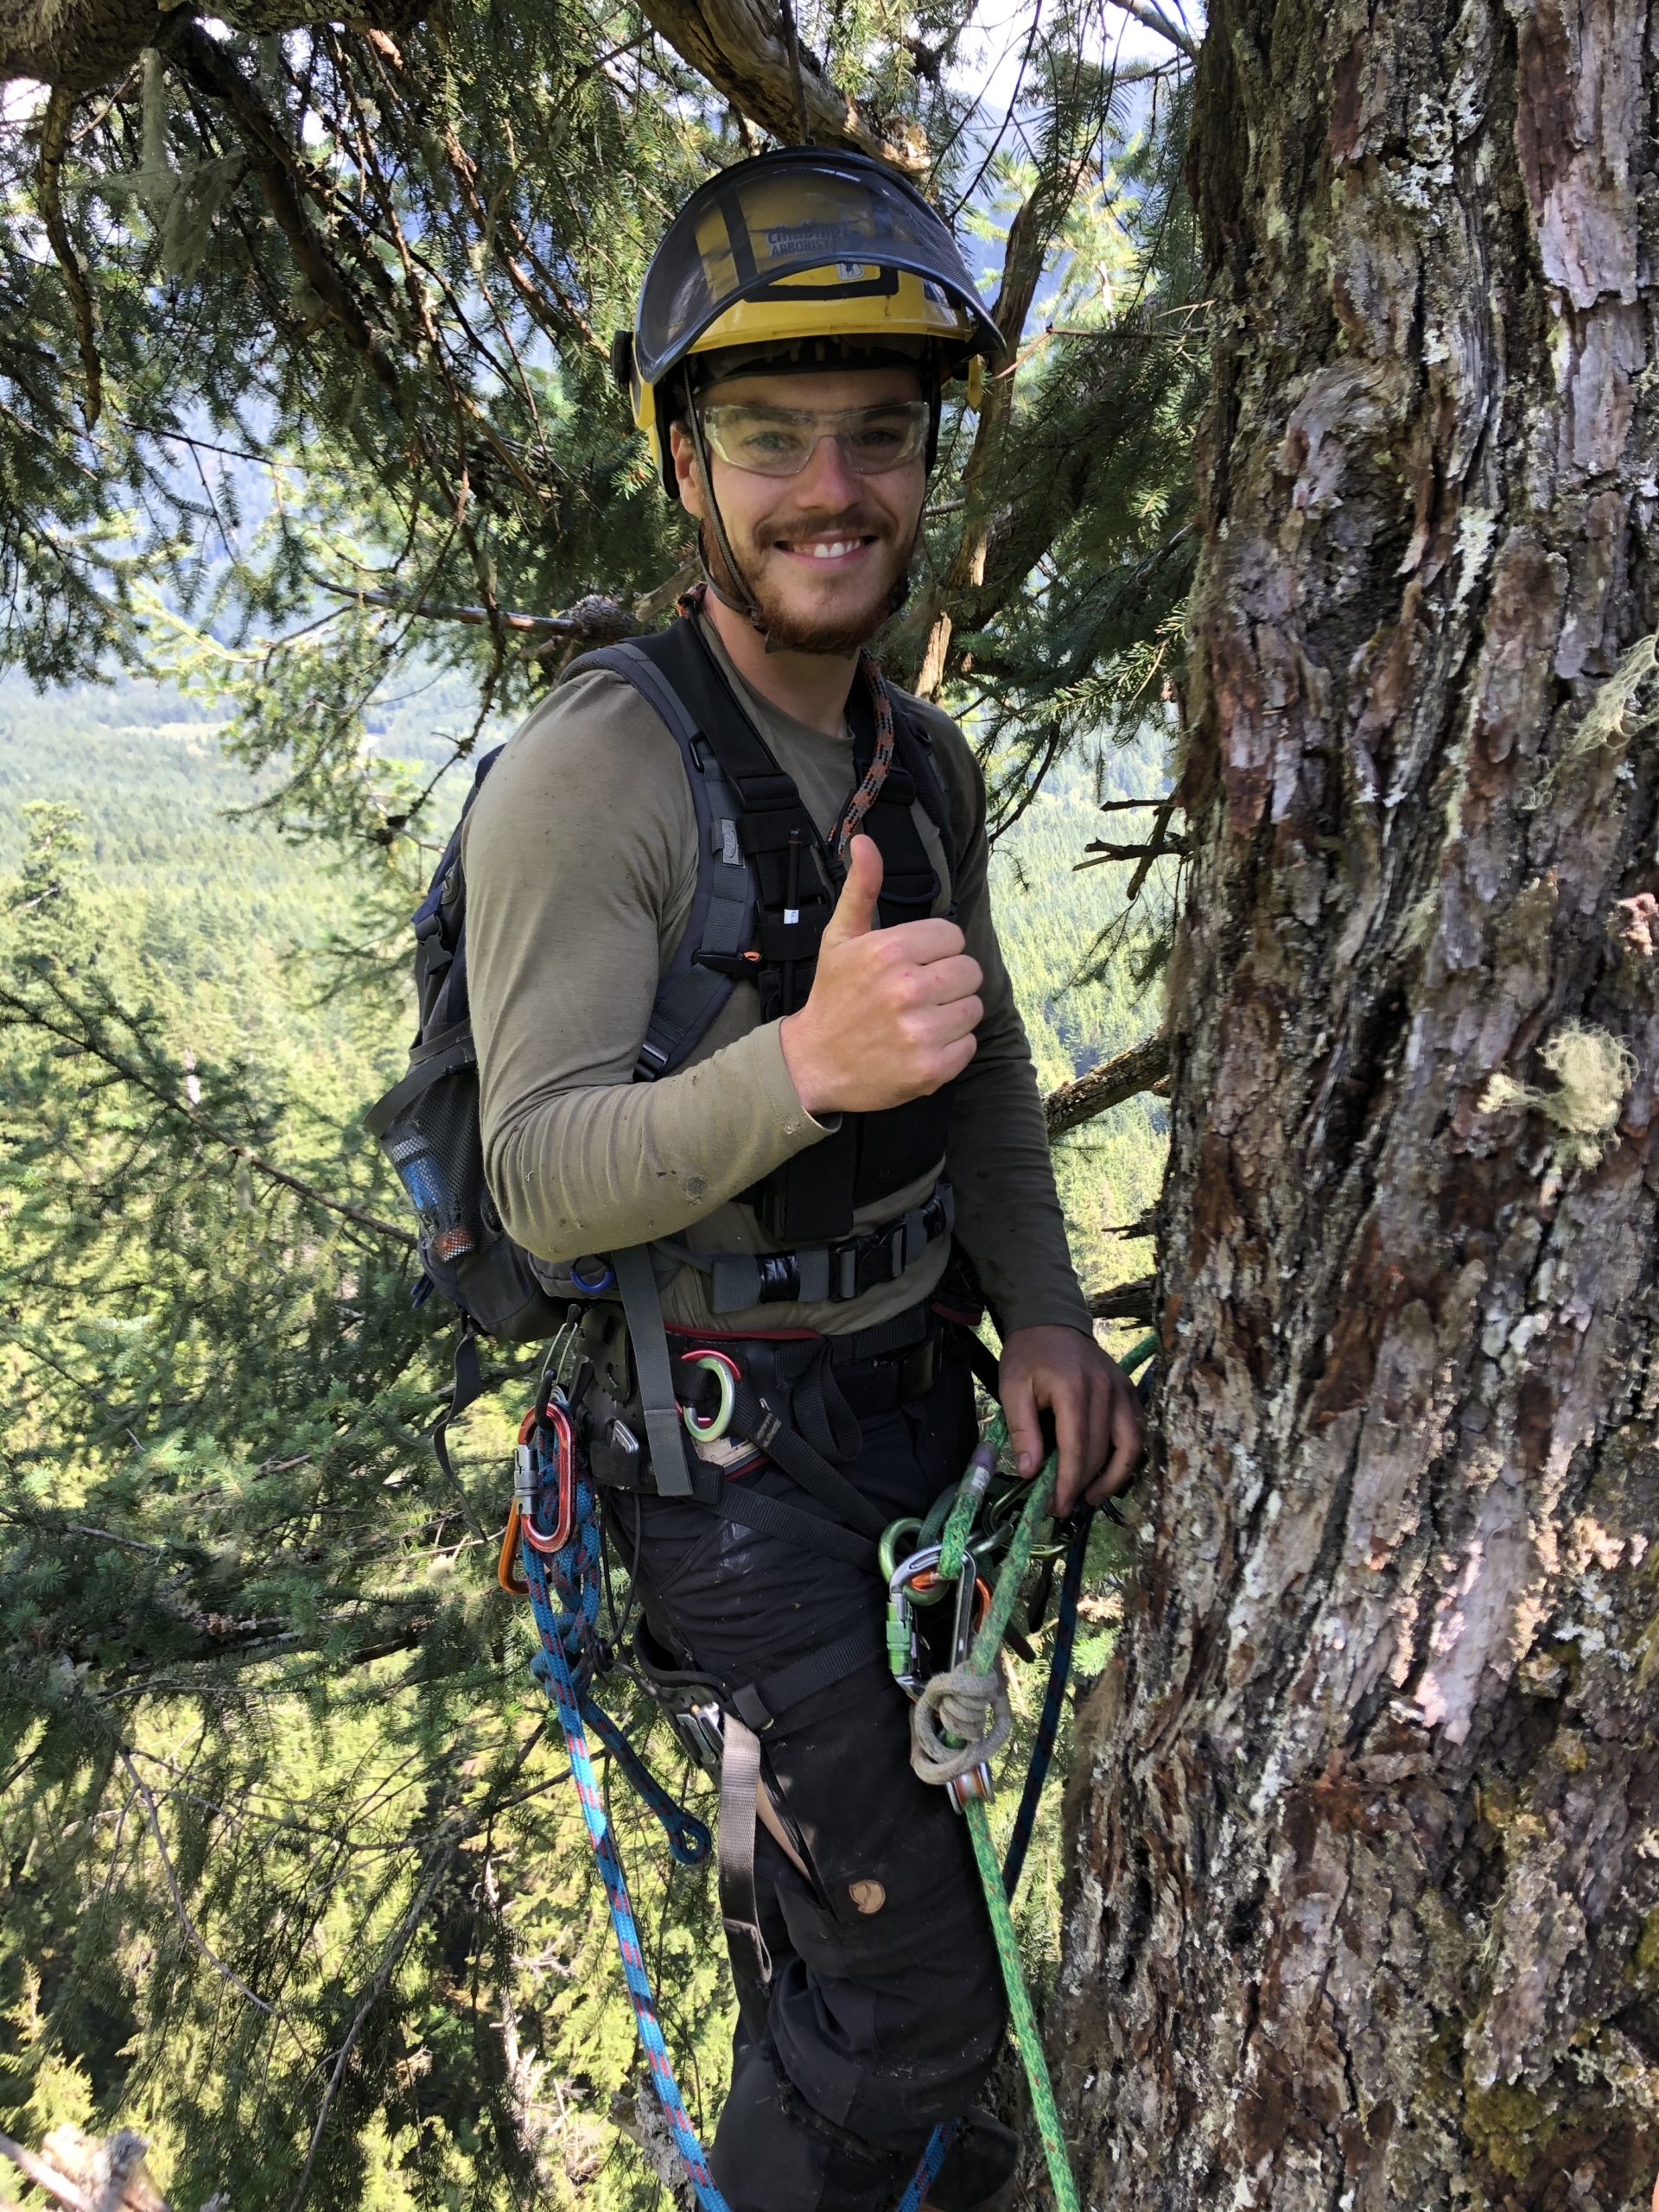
[698,399,930,479]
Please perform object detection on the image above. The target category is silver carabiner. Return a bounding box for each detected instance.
[950,1545,980,1670]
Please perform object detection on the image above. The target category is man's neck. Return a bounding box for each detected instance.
[701,590,861,739]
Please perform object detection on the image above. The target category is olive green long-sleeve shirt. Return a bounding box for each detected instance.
[461,619,1090,1338]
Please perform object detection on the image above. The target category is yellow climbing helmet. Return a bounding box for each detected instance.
[613,147,1001,494]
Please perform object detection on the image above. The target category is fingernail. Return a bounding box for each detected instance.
[1016,1452,1033,1473]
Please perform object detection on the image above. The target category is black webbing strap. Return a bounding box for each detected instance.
[430,1323,484,1485]
[656,1181,956,1313]
[566,639,756,1084]
[612,1244,694,1497]
[702,1483,880,1573]
[726,1374,890,1541]
[728,1623,887,1733]
[651,619,823,817]
[950,1319,1002,1398]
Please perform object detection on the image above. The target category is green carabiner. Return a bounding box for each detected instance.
[678,1350,738,1441]
[877,1516,923,1585]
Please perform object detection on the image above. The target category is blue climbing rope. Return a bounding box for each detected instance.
[892,1507,1091,2212]
[518,1399,730,2212]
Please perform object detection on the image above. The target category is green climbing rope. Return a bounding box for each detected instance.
[934,1414,1078,2210]
[965,1793,1076,2211]
[925,1333,1158,2208]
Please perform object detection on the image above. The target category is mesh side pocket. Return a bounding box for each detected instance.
[383,1067,487,1268]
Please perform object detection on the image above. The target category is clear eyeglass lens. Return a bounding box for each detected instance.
[700,402,929,477]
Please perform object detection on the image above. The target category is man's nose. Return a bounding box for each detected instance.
[788,429,861,510]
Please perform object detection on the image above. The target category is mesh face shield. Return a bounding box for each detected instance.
[632,148,1000,391]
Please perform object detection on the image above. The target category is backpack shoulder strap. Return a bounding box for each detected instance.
[626,625,841,1017]
[880,685,959,895]
[412,743,505,1038]
[565,626,760,1080]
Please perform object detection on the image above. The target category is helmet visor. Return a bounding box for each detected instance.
[635,149,999,389]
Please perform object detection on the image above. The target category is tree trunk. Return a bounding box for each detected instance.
[1054,4,1659,2209]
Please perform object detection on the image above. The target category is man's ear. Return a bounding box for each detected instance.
[667,420,704,518]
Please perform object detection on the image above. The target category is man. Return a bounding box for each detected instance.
[463,149,1141,2212]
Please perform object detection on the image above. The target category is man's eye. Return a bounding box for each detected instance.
[849,427,906,454]
[739,427,805,457]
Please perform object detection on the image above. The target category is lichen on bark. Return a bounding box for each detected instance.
[1052,3,1659,2208]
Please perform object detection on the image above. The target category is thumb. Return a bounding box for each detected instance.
[822,834,883,949]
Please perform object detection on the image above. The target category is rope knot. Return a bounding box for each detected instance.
[909,1657,1012,1787]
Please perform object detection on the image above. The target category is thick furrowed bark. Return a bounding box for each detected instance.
[1055,3,1659,2209]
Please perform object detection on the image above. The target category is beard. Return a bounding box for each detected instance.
[701,514,918,654]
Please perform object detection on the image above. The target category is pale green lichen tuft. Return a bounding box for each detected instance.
[1529,632,1659,807]
[1480,1021,1637,1169]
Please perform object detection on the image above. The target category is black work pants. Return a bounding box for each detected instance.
[609,1344,1007,2212]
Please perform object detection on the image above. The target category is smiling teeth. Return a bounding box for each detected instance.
[808,541,855,558]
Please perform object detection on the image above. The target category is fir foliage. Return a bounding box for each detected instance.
[1,0,1202,2196]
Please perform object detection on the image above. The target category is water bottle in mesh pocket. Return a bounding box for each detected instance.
[365,1025,563,1342]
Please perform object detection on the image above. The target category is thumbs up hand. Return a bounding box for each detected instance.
[779,835,983,1118]
[817,826,884,950]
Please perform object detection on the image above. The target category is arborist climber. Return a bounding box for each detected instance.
[461,149,1142,2212]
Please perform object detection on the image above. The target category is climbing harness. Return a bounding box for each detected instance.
[505,1325,1154,2210]
[367,606,963,1471]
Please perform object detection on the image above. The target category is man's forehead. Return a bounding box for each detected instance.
[702,364,925,410]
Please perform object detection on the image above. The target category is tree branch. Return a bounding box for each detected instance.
[0,979,416,1248]
[1045,1031,1170,1139]
[166,20,400,396]
[1076,836,1187,868]
[1,0,418,92]
[1088,1274,1157,1325]
[114,1746,279,2014]
[337,586,637,644]
[636,0,925,171]
[1107,0,1199,61]
[0,2133,91,2212]
[35,85,101,424]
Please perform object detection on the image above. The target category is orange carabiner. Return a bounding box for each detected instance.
[501,1401,577,1589]
[498,1499,530,1595]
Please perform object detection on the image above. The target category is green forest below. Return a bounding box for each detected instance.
[0,666,1167,2208]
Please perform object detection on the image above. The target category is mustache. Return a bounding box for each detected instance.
[757,512,891,546]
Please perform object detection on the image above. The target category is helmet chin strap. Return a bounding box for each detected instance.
[683,374,770,638]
